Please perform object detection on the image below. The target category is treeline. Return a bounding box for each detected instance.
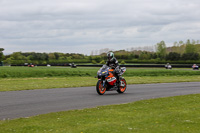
[3,52,92,65]
[1,39,200,65]
[112,39,200,64]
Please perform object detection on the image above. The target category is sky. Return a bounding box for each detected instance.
[0,0,200,55]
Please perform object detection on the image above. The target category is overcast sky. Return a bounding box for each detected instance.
[0,0,200,55]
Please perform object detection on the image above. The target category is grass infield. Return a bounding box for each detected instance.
[0,66,200,78]
[0,66,200,91]
[0,76,200,91]
[0,94,200,132]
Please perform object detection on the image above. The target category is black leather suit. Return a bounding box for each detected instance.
[106,57,120,84]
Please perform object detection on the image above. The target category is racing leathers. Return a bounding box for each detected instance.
[106,57,120,87]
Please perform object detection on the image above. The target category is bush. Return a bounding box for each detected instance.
[120,60,126,64]
[92,60,97,64]
[99,60,105,64]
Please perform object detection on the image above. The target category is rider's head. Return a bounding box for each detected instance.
[107,52,114,61]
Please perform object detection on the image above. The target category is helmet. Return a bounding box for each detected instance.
[107,52,114,61]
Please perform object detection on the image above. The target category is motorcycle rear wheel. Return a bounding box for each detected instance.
[96,80,106,95]
[117,78,127,93]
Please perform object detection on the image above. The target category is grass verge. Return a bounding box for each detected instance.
[1,67,200,78]
[1,76,200,91]
[0,94,200,133]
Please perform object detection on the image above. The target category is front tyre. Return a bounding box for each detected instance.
[96,80,106,95]
[117,78,127,93]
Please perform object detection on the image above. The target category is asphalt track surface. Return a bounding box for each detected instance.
[1,82,200,120]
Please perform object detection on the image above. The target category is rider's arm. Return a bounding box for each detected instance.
[106,61,109,66]
[114,58,119,67]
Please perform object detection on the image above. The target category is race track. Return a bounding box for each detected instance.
[1,82,200,120]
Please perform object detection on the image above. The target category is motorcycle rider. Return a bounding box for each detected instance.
[106,52,120,88]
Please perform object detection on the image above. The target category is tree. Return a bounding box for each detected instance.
[156,41,166,59]
[92,56,102,63]
[166,52,181,61]
[185,39,196,54]
[48,53,56,60]
[11,52,26,60]
[4,57,13,64]
[179,40,183,45]
[139,52,151,60]
[0,48,4,61]
[0,48,4,52]
[54,53,60,60]
[182,53,199,60]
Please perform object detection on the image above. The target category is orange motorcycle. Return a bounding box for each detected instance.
[96,65,127,95]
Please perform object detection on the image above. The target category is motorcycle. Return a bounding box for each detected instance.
[96,65,127,95]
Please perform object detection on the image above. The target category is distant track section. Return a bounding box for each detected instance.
[77,64,194,68]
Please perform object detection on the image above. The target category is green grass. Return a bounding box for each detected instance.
[0,67,98,78]
[1,94,200,133]
[1,76,200,91]
[0,77,96,91]
[1,66,200,91]
[1,67,200,78]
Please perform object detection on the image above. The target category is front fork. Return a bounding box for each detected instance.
[98,76,106,88]
[102,80,106,87]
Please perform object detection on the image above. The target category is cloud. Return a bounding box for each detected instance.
[0,0,200,55]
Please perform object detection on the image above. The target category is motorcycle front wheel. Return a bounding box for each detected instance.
[96,80,106,95]
[117,78,127,93]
